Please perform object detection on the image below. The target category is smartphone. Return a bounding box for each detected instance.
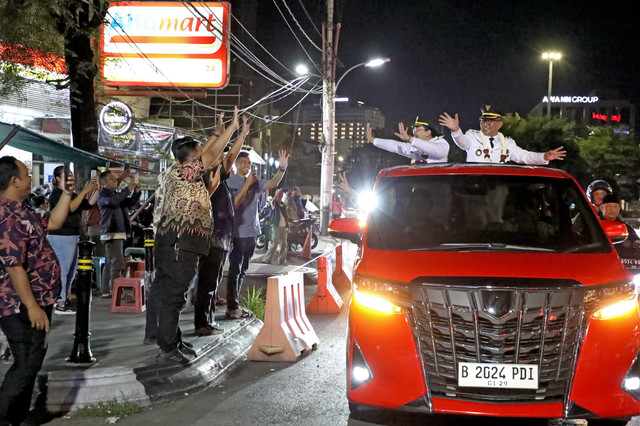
[134,173,139,184]
[90,169,97,179]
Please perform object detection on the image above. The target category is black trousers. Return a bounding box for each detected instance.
[226,237,256,311]
[150,243,199,352]
[0,305,53,426]
[194,246,228,328]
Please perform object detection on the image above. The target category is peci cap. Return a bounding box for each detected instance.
[601,192,620,205]
[480,104,504,121]
[413,116,441,137]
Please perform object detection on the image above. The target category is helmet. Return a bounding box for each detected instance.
[586,180,612,205]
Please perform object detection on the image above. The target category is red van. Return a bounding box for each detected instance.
[329,163,639,422]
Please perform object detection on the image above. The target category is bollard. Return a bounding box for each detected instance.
[67,241,96,363]
[144,228,158,343]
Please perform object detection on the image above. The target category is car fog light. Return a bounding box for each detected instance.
[593,297,637,319]
[353,366,371,382]
[624,377,640,391]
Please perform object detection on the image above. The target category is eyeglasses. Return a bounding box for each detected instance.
[411,126,426,132]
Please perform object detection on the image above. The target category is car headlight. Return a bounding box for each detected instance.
[586,282,638,320]
[352,276,411,315]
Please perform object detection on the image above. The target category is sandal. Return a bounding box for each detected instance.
[226,308,251,319]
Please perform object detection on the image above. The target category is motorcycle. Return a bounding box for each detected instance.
[287,216,319,251]
[256,215,319,251]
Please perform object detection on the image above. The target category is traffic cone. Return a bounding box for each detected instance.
[299,227,312,259]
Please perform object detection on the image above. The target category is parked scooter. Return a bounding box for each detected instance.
[287,215,319,251]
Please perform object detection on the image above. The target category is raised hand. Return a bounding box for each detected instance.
[231,106,239,129]
[394,122,410,142]
[277,149,289,170]
[214,112,225,135]
[439,112,460,132]
[240,115,250,137]
[544,146,566,161]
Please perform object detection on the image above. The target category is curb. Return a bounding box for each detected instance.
[39,316,263,413]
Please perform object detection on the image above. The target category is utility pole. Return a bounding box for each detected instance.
[319,0,335,235]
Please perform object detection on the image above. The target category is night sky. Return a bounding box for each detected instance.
[257,0,639,132]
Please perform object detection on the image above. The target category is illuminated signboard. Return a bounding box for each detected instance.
[101,2,230,88]
[542,96,599,103]
[592,112,621,122]
[99,101,134,135]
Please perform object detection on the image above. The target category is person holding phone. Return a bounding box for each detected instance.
[97,170,141,299]
[47,166,98,314]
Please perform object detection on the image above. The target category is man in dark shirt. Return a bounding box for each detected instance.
[147,107,239,364]
[0,156,72,426]
[194,115,249,336]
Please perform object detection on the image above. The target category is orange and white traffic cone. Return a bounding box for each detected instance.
[299,227,312,260]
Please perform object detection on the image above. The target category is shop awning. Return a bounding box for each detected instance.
[0,121,127,168]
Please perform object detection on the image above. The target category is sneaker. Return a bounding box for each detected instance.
[54,303,75,315]
[179,342,197,357]
[155,348,191,365]
[194,323,224,336]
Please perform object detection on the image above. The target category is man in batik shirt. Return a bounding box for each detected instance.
[0,156,72,425]
[147,108,239,365]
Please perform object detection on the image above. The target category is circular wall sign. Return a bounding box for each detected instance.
[99,101,134,136]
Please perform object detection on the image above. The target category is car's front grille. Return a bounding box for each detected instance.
[410,282,588,403]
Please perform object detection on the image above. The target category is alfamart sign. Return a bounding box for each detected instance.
[101,2,230,88]
[542,95,599,104]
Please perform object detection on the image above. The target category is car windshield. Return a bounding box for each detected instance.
[365,174,611,253]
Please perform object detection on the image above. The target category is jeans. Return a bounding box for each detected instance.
[226,237,256,312]
[151,243,199,352]
[47,234,79,302]
[194,247,228,328]
[0,305,53,426]
[102,239,124,294]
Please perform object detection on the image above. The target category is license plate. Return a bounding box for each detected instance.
[458,362,538,389]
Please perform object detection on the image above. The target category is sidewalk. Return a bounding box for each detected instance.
[0,235,340,416]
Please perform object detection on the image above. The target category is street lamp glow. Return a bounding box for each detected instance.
[542,51,562,117]
[542,52,562,60]
[364,57,390,67]
[295,64,310,75]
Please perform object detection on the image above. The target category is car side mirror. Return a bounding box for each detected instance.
[601,220,629,244]
[328,217,362,246]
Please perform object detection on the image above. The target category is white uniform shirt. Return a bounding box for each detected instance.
[451,129,548,165]
[373,136,449,163]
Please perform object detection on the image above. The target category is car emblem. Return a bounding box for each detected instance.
[481,290,513,319]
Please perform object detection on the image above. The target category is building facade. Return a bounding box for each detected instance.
[529,94,636,132]
[296,101,385,159]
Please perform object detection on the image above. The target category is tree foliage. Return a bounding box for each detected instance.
[0,0,110,154]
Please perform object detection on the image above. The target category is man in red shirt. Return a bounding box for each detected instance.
[0,156,73,425]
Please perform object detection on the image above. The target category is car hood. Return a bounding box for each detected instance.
[355,248,631,286]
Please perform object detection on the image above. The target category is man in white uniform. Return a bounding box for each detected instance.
[366,117,449,163]
[439,104,566,164]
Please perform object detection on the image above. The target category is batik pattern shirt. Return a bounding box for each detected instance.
[0,198,61,317]
[154,158,212,254]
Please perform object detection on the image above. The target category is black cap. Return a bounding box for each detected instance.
[480,104,504,120]
[602,192,620,205]
[413,116,441,137]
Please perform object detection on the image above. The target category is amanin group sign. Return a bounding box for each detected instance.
[101,2,230,88]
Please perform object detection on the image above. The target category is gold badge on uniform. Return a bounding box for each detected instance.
[475,149,482,157]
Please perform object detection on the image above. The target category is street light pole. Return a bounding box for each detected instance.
[318,57,390,235]
[319,0,335,236]
[542,51,561,118]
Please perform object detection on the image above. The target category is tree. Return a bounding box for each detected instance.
[501,115,590,181]
[0,0,110,155]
